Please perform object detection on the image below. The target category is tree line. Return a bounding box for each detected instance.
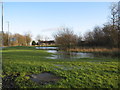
[1,2,119,48]
[54,3,119,50]
[2,32,32,46]
[83,3,119,48]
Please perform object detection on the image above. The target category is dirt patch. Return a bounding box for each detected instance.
[2,74,19,88]
[30,72,64,85]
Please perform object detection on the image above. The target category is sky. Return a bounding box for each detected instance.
[0,2,112,40]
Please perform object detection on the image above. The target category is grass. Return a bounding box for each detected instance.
[2,46,119,88]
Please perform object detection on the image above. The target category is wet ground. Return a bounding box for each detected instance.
[30,72,64,85]
[36,47,58,50]
[47,50,94,59]
[46,49,119,60]
[2,74,19,88]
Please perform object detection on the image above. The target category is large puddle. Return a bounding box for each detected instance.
[47,50,94,59]
[36,47,57,50]
[30,72,64,85]
[36,47,118,59]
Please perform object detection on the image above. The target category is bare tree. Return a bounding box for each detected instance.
[14,34,26,46]
[3,32,9,46]
[77,34,82,46]
[2,32,32,46]
[24,32,32,46]
[110,3,119,47]
[110,3,118,29]
[84,31,94,47]
[54,27,78,50]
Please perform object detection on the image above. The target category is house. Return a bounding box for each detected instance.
[37,40,55,45]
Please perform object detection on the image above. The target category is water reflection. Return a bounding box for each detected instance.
[36,47,57,50]
[36,47,119,59]
[47,50,94,59]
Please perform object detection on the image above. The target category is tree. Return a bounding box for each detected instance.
[108,3,119,47]
[84,31,94,47]
[103,24,118,47]
[54,27,78,50]
[24,32,32,46]
[2,32,32,46]
[17,34,25,45]
[77,34,82,46]
[3,32,9,46]
[32,41,36,45]
[92,26,105,47]
[110,3,118,29]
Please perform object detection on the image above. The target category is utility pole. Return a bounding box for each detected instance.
[0,2,3,88]
[2,3,3,34]
[1,2,4,47]
[7,21,10,46]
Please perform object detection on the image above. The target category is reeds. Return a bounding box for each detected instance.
[69,48,120,52]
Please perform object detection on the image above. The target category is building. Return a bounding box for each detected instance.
[37,40,55,45]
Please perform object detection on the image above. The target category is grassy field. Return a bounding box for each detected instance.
[2,46,119,88]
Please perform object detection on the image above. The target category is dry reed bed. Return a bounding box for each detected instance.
[69,48,120,52]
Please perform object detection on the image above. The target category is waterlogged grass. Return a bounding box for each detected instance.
[2,46,119,88]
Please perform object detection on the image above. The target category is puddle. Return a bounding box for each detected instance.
[46,50,94,60]
[47,50,119,59]
[47,50,57,53]
[36,47,57,50]
[30,72,63,85]
[54,64,63,67]
[54,64,78,70]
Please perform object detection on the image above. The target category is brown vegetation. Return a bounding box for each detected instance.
[54,27,78,50]
[69,48,120,52]
[2,32,32,46]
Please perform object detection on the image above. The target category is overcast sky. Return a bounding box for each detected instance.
[0,2,112,40]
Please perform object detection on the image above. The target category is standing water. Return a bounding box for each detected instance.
[46,50,94,59]
[35,47,118,59]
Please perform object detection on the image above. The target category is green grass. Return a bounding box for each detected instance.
[2,46,119,88]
